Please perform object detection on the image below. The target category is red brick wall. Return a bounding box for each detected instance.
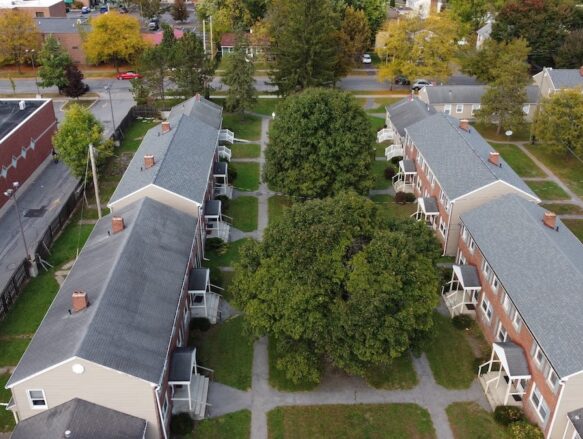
[0,101,56,210]
[456,226,560,433]
[18,3,66,17]
[44,33,86,64]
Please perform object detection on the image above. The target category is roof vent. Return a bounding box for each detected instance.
[64,430,72,438]
[459,119,470,132]
[144,154,155,169]
[543,211,558,230]
[488,151,500,166]
[112,216,125,234]
[18,100,25,110]
[72,291,89,312]
[161,121,171,134]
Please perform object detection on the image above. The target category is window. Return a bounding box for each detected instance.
[532,343,546,369]
[440,191,449,208]
[481,296,493,321]
[21,147,27,159]
[547,369,559,393]
[496,321,508,342]
[417,154,424,166]
[444,104,452,115]
[502,292,511,313]
[162,391,170,423]
[28,390,47,409]
[456,104,464,113]
[491,276,499,293]
[461,226,468,243]
[482,260,492,281]
[35,11,44,17]
[12,156,17,168]
[439,218,447,237]
[511,308,523,331]
[471,104,481,116]
[469,238,476,253]
[523,104,530,115]
[530,385,550,423]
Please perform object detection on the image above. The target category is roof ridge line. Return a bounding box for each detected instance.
[149,115,185,185]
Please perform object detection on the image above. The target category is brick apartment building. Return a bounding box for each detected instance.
[36,18,89,64]
[0,99,57,210]
[0,0,66,17]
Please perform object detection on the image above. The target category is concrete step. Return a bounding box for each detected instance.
[192,374,210,419]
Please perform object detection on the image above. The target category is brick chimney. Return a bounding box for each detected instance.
[580,66,583,77]
[161,121,171,134]
[543,211,557,229]
[72,291,89,312]
[111,216,125,234]
[488,152,500,166]
[459,119,470,131]
[144,154,155,169]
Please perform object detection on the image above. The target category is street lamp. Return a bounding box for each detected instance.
[104,85,116,139]
[25,49,40,96]
[4,181,37,276]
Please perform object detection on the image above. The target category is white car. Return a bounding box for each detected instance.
[411,79,433,92]
[362,54,372,64]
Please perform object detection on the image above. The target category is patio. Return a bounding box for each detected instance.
[441,264,481,317]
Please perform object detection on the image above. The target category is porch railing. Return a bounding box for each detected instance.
[218,145,232,161]
[377,128,393,143]
[385,144,404,161]
[219,129,235,144]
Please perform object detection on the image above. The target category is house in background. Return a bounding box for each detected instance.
[446,194,583,439]
[533,67,583,98]
[405,0,444,18]
[0,0,66,17]
[418,85,541,122]
[36,18,89,64]
[220,32,268,58]
[476,19,493,49]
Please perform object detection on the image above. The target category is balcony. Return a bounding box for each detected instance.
[219,129,235,144]
[213,162,233,199]
[217,145,232,161]
[204,199,231,242]
[392,160,416,194]
[377,128,394,143]
[441,264,481,317]
[412,197,439,225]
[188,267,223,325]
[385,144,404,161]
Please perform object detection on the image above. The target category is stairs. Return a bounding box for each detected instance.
[191,374,210,419]
[190,292,221,324]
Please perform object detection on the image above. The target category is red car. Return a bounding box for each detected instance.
[116,71,142,80]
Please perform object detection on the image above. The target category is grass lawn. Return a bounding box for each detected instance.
[421,312,476,389]
[540,203,583,215]
[526,180,570,200]
[62,99,96,111]
[252,99,281,116]
[368,114,386,133]
[0,339,31,368]
[563,219,583,243]
[268,336,318,392]
[268,195,293,225]
[526,145,583,197]
[118,119,158,154]
[489,143,545,178]
[47,223,94,268]
[473,122,531,142]
[192,317,253,390]
[268,404,436,439]
[375,144,387,157]
[365,97,401,113]
[233,162,260,191]
[229,196,258,232]
[223,113,262,141]
[365,353,418,390]
[231,143,261,159]
[214,270,236,302]
[446,402,509,439]
[371,161,392,190]
[0,374,15,432]
[192,410,251,439]
[371,194,416,221]
[204,238,254,269]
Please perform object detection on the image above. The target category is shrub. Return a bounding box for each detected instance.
[452,314,474,330]
[384,166,396,180]
[495,406,525,426]
[190,317,211,332]
[216,194,230,212]
[404,192,416,203]
[228,162,237,184]
[72,0,83,8]
[508,421,544,439]
[205,237,227,254]
[395,191,407,204]
[390,157,401,165]
[170,413,193,435]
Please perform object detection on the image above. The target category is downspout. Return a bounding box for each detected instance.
[154,385,168,439]
[442,201,454,256]
[548,379,566,439]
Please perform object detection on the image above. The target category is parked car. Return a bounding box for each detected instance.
[119,5,128,13]
[411,79,433,91]
[362,53,372,64]
[116,71,142,80]
[394,75,410,85]
[81,6,90,14]
[99,5,108,13]
[148,17,159,31]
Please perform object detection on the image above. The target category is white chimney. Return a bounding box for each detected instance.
[18,100,25,110]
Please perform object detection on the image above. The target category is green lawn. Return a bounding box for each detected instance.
[229,196,258,232]
[62,99,96,111]
[268,404,436,439]
[371,194,417,221]
[371,161,392,190]
[192,317,253,390]
[446,402,509,439]
[526,180,570,200]
[421,312,476,389]
[118,119,158,154]
[365,97,401,113]
[473,122,531,142]
[0,339,31,369]
[0,374,15,432]
[223,113,262,141]
[375,144,386,157]
[47,223,94,268]
[252,99,281,116]
[540,203,583,215]
[526,145,583,197]
[233,162,260,191]
[192,410,251,439]
[268,195,293,225]
[563,219,583,243]
[368,114,386,133]
[268,336,318,392]
[365,353,418,390]
[489,143,545,178]
[231,143,261,159]
[204,238,254,269]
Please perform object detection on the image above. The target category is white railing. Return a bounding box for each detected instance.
[214,184,233,199]
[218,145,231,161]
[219,129,235,144]
[392,173,415,193]
[377,128,393,143]
[385,144,404,161]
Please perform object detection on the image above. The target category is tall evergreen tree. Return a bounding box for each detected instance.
[170,32,215,97]
[140,25,176,102]
[37,36,72,91]
[223,35,256,115]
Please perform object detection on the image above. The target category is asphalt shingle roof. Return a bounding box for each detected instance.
[461,194,583,378]
[568,408,583,436]
[35,17,90,34]
[424,85,540,104]
[108,113,218,207]
[169,96,223,129]
[7,197,196,387]
[10,398,146,439]
[496,342,530,377]
[405,113,537,200]
[548,68,583,90]
[386,97,436,137]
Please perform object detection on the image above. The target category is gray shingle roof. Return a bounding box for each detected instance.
[386,97,436,136]
[424,85,540,104]
[454,264,481,289]
[35,17,90,34]
[7,197,196,387]
[495,342,530,377]
[405,113,538,200]
[476,20,492,37]
[108,113,218,207]
[568,408,583,436]
[461,194,583,378]
[169,347,195,382]
[10,398,146,439]
[548,68,583,90]
[169,96,223,129]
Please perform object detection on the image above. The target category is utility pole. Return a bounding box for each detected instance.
[104,85,116,140]
[203,19,207,54]
[88,144,102,219]
[210,15,214,59]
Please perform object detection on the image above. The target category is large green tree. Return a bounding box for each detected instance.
[338,6,371,69]
[170,32,215,97]
[233,192,441,384]
[0,10,41,73]
[37,35,72,91]
[264,88,374,198]
[140,25,176,102]
[223,35,256,114]
[534,90,583,156]
[267,0,342,96]
[52,104,113,178]
[171,0,189,22]
[555,29,583,68]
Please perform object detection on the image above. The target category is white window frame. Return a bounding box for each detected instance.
[27,389,47,410]
[471,104,481,116]
[443,104,452,115]
[502,292,511,314]
[439,218,447,237]
[481,296,493,321]
[547,369,559,393]
[511,308,523,331]
[456,104,464,113]
[491,275,499,293]
[496,321,508,342]
[162,390,170,423]
[533,344,545,368]
[530,384,550,423]
[468,238,476,253]
[461,226,468,243]
[482,260,492,281]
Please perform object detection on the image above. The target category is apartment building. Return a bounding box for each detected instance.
[389,111,539,255]
[444,194,583,439]
[0,0,66,17]
[36,18,90,64]
[533,67,583,98]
